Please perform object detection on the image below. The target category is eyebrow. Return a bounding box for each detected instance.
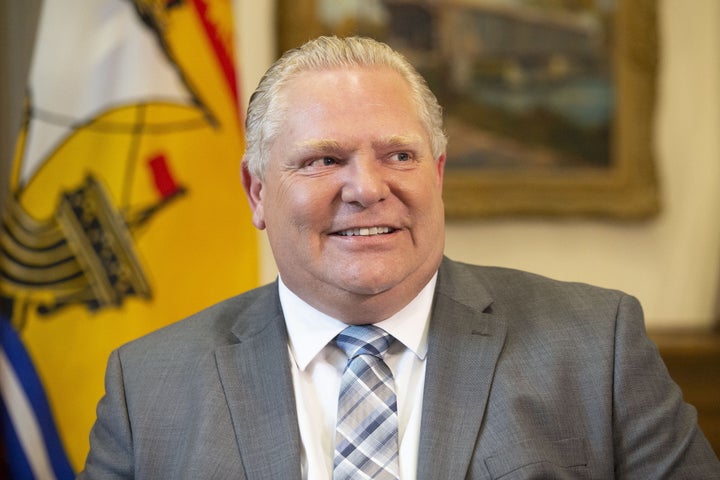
[297,135,423,153]
[372,134,423,150]
[297,139,343,153]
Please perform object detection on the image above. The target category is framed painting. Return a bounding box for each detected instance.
[277,0,659,218]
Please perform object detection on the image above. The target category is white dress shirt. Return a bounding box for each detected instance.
[280,274,437,480]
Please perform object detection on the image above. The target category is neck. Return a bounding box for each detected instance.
[283,270,438,325]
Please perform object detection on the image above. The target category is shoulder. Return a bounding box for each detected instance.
[441,256,627,304]
[438,257,638,332]
[436,259,648,384]
[116,282,280,362]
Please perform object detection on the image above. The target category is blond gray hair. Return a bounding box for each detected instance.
[243,36,447,178]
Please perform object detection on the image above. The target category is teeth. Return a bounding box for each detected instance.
[337,227,392,236]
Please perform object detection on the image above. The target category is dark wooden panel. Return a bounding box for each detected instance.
[650,330,720,456]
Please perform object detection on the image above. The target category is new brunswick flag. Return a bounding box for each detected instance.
[0,0,258,477]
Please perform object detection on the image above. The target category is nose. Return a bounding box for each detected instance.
[340,156,389,207]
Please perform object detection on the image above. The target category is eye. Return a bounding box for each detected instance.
[393,152,411,162]
[307,156,338,168]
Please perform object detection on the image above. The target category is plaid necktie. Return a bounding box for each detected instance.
[333,325,400,480]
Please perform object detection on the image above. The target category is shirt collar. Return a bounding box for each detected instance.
[280,273,438,371]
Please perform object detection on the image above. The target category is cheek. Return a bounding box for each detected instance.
[405,179,445,240]
[403,171,444,212]
[264,178,332,233]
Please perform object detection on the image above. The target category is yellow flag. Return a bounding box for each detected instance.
[0,0,257,475]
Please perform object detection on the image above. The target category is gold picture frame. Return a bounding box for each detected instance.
[277,0,659,219]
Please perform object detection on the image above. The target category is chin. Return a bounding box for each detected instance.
[333,270,397,295]
[331,256,437,295]
[339,278,396,296]
[340,267,421,297]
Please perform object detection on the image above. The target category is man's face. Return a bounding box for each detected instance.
[243,66,446,323]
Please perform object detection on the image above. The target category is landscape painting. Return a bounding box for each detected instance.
[277,0,659,218]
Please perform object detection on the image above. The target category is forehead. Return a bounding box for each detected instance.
[267,66,430,155]
[279,65,415,110]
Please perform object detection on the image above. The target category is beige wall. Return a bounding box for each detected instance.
[236,0,720,329]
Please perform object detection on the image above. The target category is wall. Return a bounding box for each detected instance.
[236,0,720,330]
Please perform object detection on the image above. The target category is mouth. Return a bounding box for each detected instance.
[333,226,396,237]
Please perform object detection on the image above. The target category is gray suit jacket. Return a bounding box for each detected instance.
[81,257,720,479]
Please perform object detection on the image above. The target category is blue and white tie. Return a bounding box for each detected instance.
[333,325,400,480]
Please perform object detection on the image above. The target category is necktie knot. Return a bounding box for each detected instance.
[335,325,393,360]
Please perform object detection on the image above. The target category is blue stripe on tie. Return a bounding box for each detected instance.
[0,314,75,479]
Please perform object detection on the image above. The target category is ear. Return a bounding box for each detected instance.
[435,153,446,190]
[241,158,267,230]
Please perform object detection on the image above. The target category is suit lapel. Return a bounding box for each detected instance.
[417,259,507,480]
[214,284,302,479]
[209,261,506,479]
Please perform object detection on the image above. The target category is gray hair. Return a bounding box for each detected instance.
[243,36,447,179]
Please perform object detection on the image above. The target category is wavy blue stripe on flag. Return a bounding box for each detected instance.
[0,315,75,479]
[1,403,35,478]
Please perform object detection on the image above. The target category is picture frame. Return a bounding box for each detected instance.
[277,0,659,219]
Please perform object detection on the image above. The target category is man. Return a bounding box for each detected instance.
[81,36,720,479]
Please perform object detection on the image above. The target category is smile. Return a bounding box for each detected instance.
[335,227,394,236]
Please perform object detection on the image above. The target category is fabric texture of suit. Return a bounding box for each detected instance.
[80,257,720,479]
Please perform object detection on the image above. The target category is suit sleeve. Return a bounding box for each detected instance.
[611,294,720,478]
[78,349,135,479]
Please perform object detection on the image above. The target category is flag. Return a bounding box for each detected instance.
[0,0,258,476]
